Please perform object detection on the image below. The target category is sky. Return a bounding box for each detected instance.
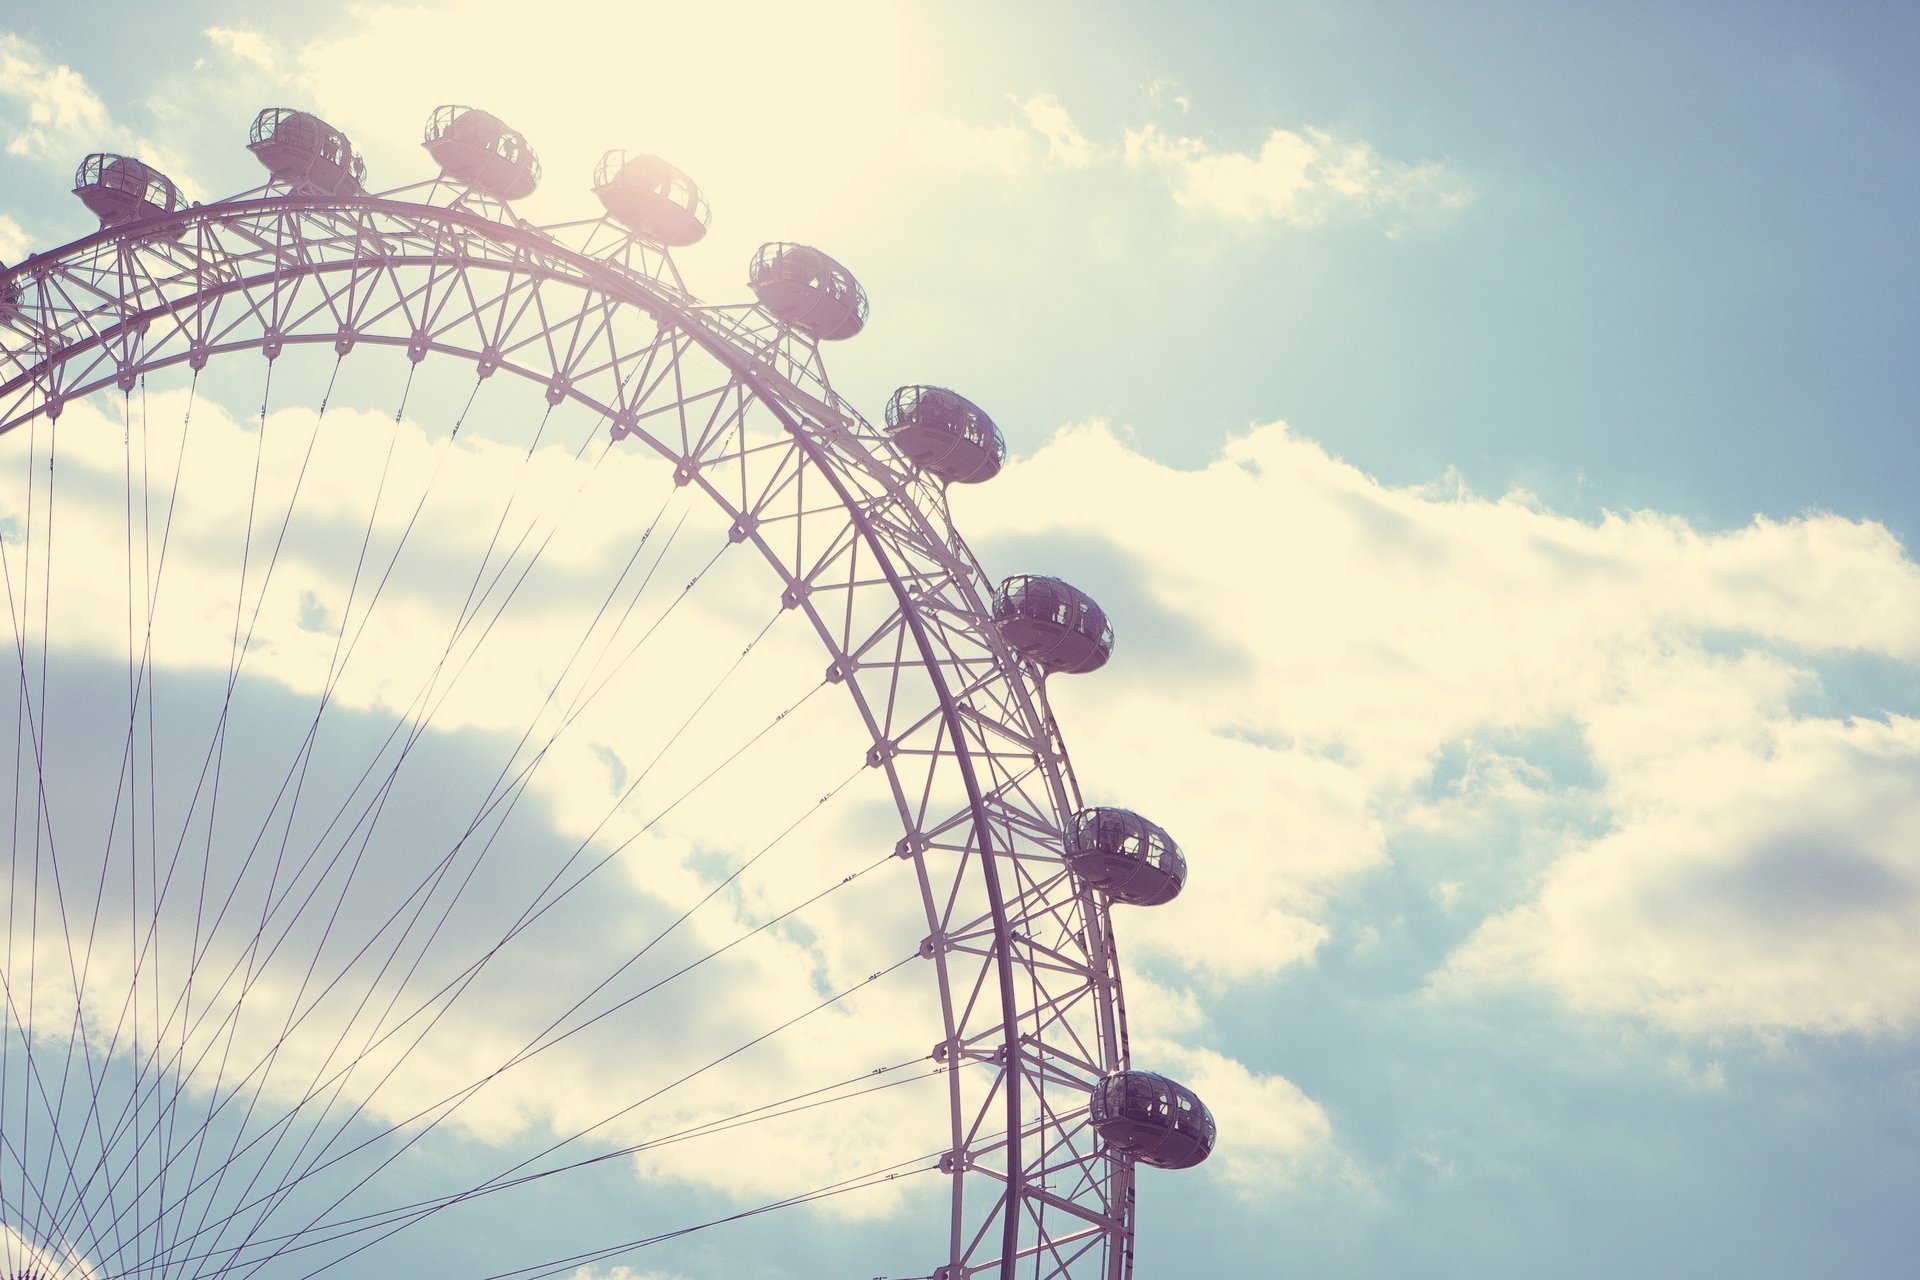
[2,2,1919,1278]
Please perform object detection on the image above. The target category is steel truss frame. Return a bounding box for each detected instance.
[0,178,1136,1280]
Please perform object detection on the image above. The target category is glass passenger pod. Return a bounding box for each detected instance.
[748,242,868,341]
[592,150,711,247]
[424,105,541,201]
[73,154,188,236]
[992,575,1113,675]
[248,107,368,196]
[884,385,1005,484]
[1068,807,1186,906]
[1088,1070,1216,1170]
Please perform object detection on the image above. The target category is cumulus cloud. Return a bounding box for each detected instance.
[283,0,964,240]
[905,111,1037,174]
[1145,79,1192,114]
[959,420,1920,1037]
[1440,713,1920,1036]
[1,1223,89,1280]
[1141,1038,1356,1198]
[0,32,114,159]
[1017,92,1093,168]
[0,212,28,261]
[204,25,279,74]
[1125,122,1472,230]
[0,387,954,1261]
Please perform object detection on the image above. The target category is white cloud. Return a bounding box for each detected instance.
[1141,1038,1356,1199]
[960,419,1920,1035]
[1125,122,1472,231]
[283,1,957,241]
[0,389,953,1235]
[1146,79,1191,114]
[1441,713,1920,1036]
[0,32,114,159]
[1017,92,1093,169]
[20,387,1899,1231]
[205,25,279,74]
[0,212,28,260]
[905,111,1036,174]
[1,1222,97,1280]
[1666,1053,1728,1090]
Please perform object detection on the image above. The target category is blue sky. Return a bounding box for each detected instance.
[2,2,1918,1278]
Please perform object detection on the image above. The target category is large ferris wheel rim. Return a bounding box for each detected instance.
[0,176,1134,1278]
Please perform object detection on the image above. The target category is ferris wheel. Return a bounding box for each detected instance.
[0,105,1216,1280]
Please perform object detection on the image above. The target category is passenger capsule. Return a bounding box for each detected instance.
[1088,1070,1215,1170]
[992,575,1112,675]
[73,154,188,232]
[248,107,368,196]
[749,242,868,340]
[1067,808,1185,906]
[885,386,1005,484]
[424,106,540,200]
[593,151,710,247]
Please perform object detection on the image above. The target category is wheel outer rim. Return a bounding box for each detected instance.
[0,188,1136,1280]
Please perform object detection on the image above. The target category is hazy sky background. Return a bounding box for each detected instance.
[3,2,1918,1277]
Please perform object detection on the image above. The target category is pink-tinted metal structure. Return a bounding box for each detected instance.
[1067,808,1187,907]
[72,154,189,232]
[593,149,711,246]
[424,104,541,200]
[886,384,1006,484]
[749,241,869,339]
[247,106,367,195]
[0,103,1211,1280]
[1088,1071,1217,1170]
[993,575,1116,675]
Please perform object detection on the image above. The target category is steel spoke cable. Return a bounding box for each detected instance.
[126,356,352,1278]
[2,313,1015,1280]
[0,411,67,1271]
[0,971,82,1272]
[5,404,124,1267]
[162,410,669,1189]
[474,1151,945,1280]
[176,391,598,1013]
[184,664,842,1227]
[210,492,727,1118]
[121,382,148,1264]
[178,730,871,1269]
[110,369,217,1280]
[137,358,284,1268]
[289,789,884,1195]
[124,371,486,1171]
[76,416,637,1266]
[13,407,73,1260]
[57,359,335,1273]
[78,393,691,1280]
[145,383,733,1120]
[137,371,171,1280]
[149,385,498,1090]
[252,952,922,1280]
[180,586,836,1273]
[171,374,491,1244]
[0,380,202,1277]
[50,359,345,1278]
[152,372,523,1277]
[148,1051,952,1270]
[156,1139,946,1280]
[62,373,447,1280]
